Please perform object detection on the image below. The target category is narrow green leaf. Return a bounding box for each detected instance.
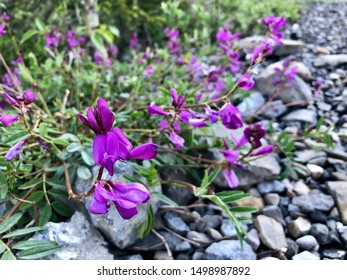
[0,242,5,254]
[18,244,60,260]
[20,29,38,44]
[0,184,8,199]
[137,205,154,239]
[229,206,258,213]
[35,18,45,31]
[12,240,56,251]
[3,226,48,238]
[216,190,245,197]
[39,205,52,226]
[47,189,68,198]
[46,179,66,189]
[18,178,42,190]
[0,169,6,184]
[18,191,44,211]
[38,123,48,137]
[5,130,29,146]
[1,250,16,260]
[0,213,23,234]
[52,201,72,217]
[81,150,94,166]
[220,193,251,204]
[109,26,120,37]
[152,192,178,207]
[77,166,92,180]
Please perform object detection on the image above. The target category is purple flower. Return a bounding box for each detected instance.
[93,132,119,176]
[251,40,273,65]
[45,29,60,49]
[170,131,184,150]
[2,12,10,22]
[171,88,185,109]
[261,15,286,44]
[159,119,169,131]
[250,145,274,156]
[179,109,206,128]
[313,80,322,95]
[0,114,20,127]
[216,26,233,43]
[5,140,26,161]
[107,44,118,58]
[219,103,243,129]
[205,105,219,124]
[228,51,242,73]
[237,74,255,90]
[223,168,239,189]
[222,149,240,164]
[147,104,169,116]
[77,98,115,134]
[0,24,6,37]
[3,92,20,107]
[144,65,155,76]
[216,24,240,52]
[130,34,139,48]
[67,29,79,48]
[89,181,150,219]
[244,123,266,149]
[284,67,297,86]
[164,28,182,54]
[22,89,36,104]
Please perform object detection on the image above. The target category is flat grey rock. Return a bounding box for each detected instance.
[203,240,256,260]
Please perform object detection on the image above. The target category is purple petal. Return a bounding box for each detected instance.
[170,131,185,150]
[106,131,119,158]
[103,157,116,176]
[237,74,255,90]
[115,205,138,219]
[3,92,20,107]
[251,145,274,156]
[147,104,169,116]
[23,89,36,104]
[222,149,240,164]
[129,143,158,160]
[89,190,109,215]
[112,128,132,160]
[223,168,239,189]
[97,98,114,133]
[92,134,106,165]
[4,140,26,161]
[170,88,178,106]
[87,107,100,133]
[0,114,20,127]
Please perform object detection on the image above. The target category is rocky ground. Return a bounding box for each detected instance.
[23,2,347,260]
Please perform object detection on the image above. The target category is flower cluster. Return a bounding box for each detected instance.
[78,98,158,219]
[0,12,9,37]
[164,28,182,54]
[261,15,286,45]
[272,59,297,87]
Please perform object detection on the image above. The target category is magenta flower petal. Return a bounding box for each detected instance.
[219,103,243,129]
[92,134,107,165]
[237,74,255,90]
[23,89,36,104]
[4,140,26,161]
[106,131,119,158]
[3,92,20,107]
[0,114,20,127]
[147,104,169,116]
[87,107,100,133]
[222,149,240,164]
[115,205,138,219]
[251,145,274,156]
[129,143,158,160]
[223,168,239,189]
[112,128,132,160]
[96,98,114,133]
[1,12,10,22]
[170,131,185,150]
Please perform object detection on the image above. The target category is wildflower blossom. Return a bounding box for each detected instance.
[0,24,6,37]
[219,102,243,130]
[237,74,255,90]
[1,12,10,22]
[0,114,20,127]
[261,15,286,44]
[4,140,26,161]
[129,34,139,48]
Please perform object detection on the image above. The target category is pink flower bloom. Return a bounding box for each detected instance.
[130,34,139,48]
[250,145,274,156]
[237,74,255,90]
[0,24,6,37]
[223,168,239,189]
[0,114,20,127]
[147,104,169,116]
[261,15,286,45]
[170,131,184,150]
[251,40,273,65]
[1,12,10,22]
[5,140,26,161]
[144,65,155,76]
[244,123,266,149]
[219,102,243,129]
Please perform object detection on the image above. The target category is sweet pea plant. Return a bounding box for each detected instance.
[0,11,287,259]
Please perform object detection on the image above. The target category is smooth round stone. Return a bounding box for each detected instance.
[295,235,319,251]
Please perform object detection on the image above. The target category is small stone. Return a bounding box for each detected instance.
[293,181,311,196]
[244,229,260,251]
[160,231,191,252]
[262,205,286,226]
[328,231,342,245]
[327,181,347,224]
[220,219,237,237]
[176,253,190,260]
[337,225,347,244]
[289,61,312,81]
[315,46,330,55]
[201,214,223,229]
[285,238,299,259]
[273,39,305,56]
[294,150,327,165]
[307,164,324,179]
[322,249,346,260]
[292,251,320,260]
[288,217,312,238]
[264,193,280,206]
[163,212,190,235]
[295,235,319,251]
[316,102,332,112]
[192,252,204,260]
[332,172,347,181]
[187,231,211,243]
[260,100,288,119]
[234,197,264,212]
[255,215,287,250]
[309,211,328,223]
[206,228,223,240]
[282,109,317,126]
[119,254,143,260]
[237,92,265,118]
[257,180,286,195]
[313,54,347,68]
[203,240,256,260]
[292,190,335,212]
[154,251,171,260]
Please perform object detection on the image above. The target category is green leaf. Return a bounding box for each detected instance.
[52,201,72,217]
[47,189,68,198]
[39,205,52,226]
[199,167,221,192]
[109,26,120,37]
[81,150,94,166]
[0,242,5,254]
[0,169,7,184]
[0,184,8,199]
[77,166,92,180]
[5,130,29,146]
[99,30,114,44]
[18,178,42,190]
[39,123,48,137]
[18,191,44,211]
[20,29,38,44]
[0,213,23,234]
[1,250,16,260]
[229,206,258,213]
[91,32,104,50]
[51,138,70,146]
[137,205,154,239]
[35,18,45,31]
[18,244,60,260]
[152,192,179,207]
[46,179,66,189]
[3,226,48,238]
[12,240,57,251]
[66,142,82,153]
[123,175,146,186]
[219,193,251,204]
